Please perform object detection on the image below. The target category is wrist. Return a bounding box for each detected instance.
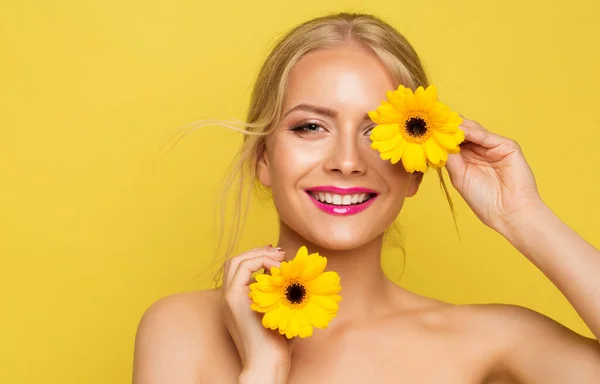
[500,199,552,244]
[239,360,289,384]
[242,348,289,369]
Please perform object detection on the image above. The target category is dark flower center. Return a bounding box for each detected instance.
[285,283,307,304]
[405,117,428,137]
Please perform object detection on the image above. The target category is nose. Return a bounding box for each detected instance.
[323,128,368,176]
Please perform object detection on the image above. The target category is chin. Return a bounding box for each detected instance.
[301,224,383,251]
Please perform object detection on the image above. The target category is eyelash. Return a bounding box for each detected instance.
[289,122,375,136]
[290,122,325,133]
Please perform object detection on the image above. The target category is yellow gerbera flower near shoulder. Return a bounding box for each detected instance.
[368,84,465,173]
[249,246,342,339]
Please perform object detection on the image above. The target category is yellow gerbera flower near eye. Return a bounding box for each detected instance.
[249,246,342,339]
[368,84,465,173]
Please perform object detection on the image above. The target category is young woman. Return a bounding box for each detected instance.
[132,13,600,383]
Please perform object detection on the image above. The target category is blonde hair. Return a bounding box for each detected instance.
[164,12,456,286]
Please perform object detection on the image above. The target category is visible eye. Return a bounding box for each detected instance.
[289,122,326,134]
[364,125,376,137]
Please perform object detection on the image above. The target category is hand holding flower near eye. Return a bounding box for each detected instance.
[444,119,543,234]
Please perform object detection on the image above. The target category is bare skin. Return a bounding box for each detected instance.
[133,41,600,383]
[133,287,599,383]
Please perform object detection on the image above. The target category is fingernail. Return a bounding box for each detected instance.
[273,247,284,252]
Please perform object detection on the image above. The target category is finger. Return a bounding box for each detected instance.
[223,248,285,288]
[445,153,465,185]
[459,116,487,131]
[224,250,284,289]
[229,256,282,292]
[460,141,489,158]
[459,124,506,149]
[223,246,277,284]
[223,246,273,284]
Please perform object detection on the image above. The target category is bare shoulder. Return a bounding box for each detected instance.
[461,302,599,351]
[455,303,600,383]
[394,298,600,382]
[132,289,227,384]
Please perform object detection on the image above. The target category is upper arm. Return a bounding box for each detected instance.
[495,304,600,383]
[133,292,215,384]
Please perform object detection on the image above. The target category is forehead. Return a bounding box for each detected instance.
[283,42,396,113]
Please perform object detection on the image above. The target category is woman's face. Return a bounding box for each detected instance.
[258,41,423,250]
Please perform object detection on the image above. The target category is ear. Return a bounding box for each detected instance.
[256,147,271,188]
[406,172,424,198]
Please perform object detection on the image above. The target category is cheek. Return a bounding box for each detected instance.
[265,143,312,211]
[368,155,413,196]
[374,162,414,223]
[268,135,324,188]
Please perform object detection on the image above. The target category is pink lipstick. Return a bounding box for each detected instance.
[304,186,379,216]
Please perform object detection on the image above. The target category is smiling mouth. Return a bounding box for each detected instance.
[306,191,377,206]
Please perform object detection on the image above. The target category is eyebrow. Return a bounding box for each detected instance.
[282,103,371,121]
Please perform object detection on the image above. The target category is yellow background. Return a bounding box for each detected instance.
[1,0,599,382]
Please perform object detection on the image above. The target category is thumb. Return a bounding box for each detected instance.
[445,153,465,188]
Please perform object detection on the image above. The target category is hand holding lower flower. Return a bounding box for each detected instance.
[221,246,291,382]
[249,246,342,339]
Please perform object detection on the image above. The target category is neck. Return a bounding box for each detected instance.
[276,222,393,325]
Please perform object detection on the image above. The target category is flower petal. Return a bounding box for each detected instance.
[424,137,448,166]
[372,134,402,152]
[295,246,308,261]
[280,258,305,280]
[414,86,427,110]
[401,142,426,173]
[251,301,281,313]
[380,149,394,161]
[433,130,464,151]
[262,305,282,329]
[429,102,451,125]
[249,280,280,293]
[310,294,340,312]
[370,123,400,141]
[416,144,429,172]
[434,112,463,133]
[368,102,403,124]
[403,87,417,110]
[255,274,271,284]
[328,294,342,302]
[305,271,341,295]
[387,88,407,114]
[294,309,314,338]
[252,291,281,307]
[278,305,293,331]
[288,259,305,280]
[300,255,327,281]
[422,85,438,110]
[299,322,313,338]
[390,139,406,164]
[284,311,300,339]
[305,301,332,329]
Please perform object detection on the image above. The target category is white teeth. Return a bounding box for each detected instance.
[310,191,374,206]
